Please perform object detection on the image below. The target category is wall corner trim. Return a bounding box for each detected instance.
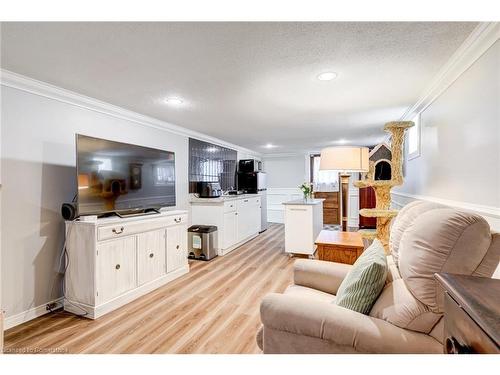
[400,22,500,120]
[0,69,261,158]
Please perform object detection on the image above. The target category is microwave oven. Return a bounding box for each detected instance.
[238,159,262,173]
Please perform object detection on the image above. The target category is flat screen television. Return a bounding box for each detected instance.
[76,134,176,216]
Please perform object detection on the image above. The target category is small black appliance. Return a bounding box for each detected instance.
[238,159,262,173]
[196,182,222,198]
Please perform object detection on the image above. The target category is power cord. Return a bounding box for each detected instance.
[47,218,88,317]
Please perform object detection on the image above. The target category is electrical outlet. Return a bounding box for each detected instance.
[46,302,57,311]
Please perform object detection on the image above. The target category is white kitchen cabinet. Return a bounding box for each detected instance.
[223,211,238,249]
[283,199,324,257]
[137,229,166,286]
[64,210,189,319]
[236,197,261,242]
[190,195,261,256]
[166,224,188,272]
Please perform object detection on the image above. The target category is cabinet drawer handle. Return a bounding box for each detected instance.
[112,227,124,234]
[174,217,182,223]
[149,253,154,258]
[244,199,248,202]
[115,264,121,270]
[176,245,180,249]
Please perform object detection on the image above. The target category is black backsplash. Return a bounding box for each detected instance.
[188,138,237,193]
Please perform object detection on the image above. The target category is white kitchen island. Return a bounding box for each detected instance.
[283,199,324,258]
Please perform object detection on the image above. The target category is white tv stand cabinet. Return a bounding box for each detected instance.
[64,210,189,319]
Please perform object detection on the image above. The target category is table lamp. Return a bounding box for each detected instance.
[319,146,369,231]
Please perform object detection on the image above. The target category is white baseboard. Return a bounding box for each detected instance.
[391,191,500,232]
[218,233,259,256]
[64,265,189,319]
[3,298,64,330]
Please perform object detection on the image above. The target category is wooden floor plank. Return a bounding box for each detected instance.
[4,224,293,354]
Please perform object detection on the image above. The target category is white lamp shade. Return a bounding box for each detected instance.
[319,146,369,172]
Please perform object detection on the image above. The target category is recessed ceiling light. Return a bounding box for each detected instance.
[317,72,338,81]
[164,97,184,106]
[263,143,277,149]
[337,138,348,144]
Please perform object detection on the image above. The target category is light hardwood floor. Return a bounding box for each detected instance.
[4,224,293,354]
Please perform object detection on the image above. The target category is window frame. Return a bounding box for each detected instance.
[407,113,421,160]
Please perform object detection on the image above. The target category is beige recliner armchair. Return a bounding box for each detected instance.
[257,201,500,353]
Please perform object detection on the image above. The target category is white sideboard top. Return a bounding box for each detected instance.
[68,209,188,226]
[282,199,325,206]
[189,193,261,204]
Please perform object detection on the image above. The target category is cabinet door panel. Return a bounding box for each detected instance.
[137,229,166,285]
[166,225,188,272]
[97,237,136,303]
[236,210,249,241]
[252,203,260,234]
[223,212,237,248]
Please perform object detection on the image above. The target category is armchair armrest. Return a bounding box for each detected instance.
[260,293,442,354]
[293,259,352,295]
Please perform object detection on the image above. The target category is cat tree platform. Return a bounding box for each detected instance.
[359,208,399,218]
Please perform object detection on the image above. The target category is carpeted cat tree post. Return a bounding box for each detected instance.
[354,121,414,253]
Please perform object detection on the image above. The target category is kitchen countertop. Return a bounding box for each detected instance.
[190,193,261,204]
[282,198,325,206]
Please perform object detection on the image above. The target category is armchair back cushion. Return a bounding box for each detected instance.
[371,200,499,335]
[335,239,387,314]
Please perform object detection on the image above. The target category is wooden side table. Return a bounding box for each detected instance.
[315,230,364,264]
[435,273,499,354]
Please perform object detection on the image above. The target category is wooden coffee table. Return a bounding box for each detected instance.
[315,230,365,264]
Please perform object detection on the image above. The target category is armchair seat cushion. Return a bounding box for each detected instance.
[284,284,336,303]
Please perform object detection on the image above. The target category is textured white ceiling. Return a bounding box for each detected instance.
[0,22,477,153]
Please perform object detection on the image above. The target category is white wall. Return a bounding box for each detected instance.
[393,40,500,232]
[263,154,359,225]
[0,86,188,323]
[263,155,306,223]
[393,38,499,278]
[0,79,259,327]
[263,155,306,189]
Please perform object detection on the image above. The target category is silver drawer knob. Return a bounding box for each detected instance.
[112,227,124,234]
[115,264,121,270]
[174,217,182,223]
[149,253,154,258]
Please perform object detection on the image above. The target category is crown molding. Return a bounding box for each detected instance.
[383,22,500,144]
[401,22,499,120]
[0,69,261,157]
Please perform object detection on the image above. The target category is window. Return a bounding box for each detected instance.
[153,162,175,186]
[93,157,112,171]
[310,155,339,192]
[407,113,421,160]
[188,138,237,192]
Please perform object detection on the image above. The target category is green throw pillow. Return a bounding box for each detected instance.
[334,239,388,314]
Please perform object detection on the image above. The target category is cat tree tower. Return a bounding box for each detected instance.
[354,121,414,253]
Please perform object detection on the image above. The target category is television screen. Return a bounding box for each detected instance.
[76,134,176,216]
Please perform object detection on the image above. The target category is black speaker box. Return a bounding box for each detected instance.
[61,202,78,221]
